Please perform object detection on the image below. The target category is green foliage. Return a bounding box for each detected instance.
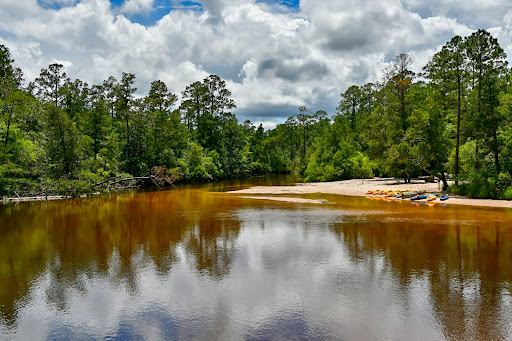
[449,172,495,198]
[43,105,79,176]
[0,163,39,197]
[449,171,512,199]
[502,186,512,200]
[2,32,512,200]
[40,178,93,196]
[178,142,224,181]
[305,149,374,182]
[205,150,222,178]
[447,140,476,177]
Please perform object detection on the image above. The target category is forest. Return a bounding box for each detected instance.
[2,29,512,199]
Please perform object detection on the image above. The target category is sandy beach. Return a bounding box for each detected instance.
[230,177,512,208]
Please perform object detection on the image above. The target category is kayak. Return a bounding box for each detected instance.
[400,192,418,199]
[439,195,449,201]
[427,195,437,201]
[410,194,429,201]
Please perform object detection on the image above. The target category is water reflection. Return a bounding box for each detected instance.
[0,189,242,332]
[329,198,512,341]
[1,186,512,339]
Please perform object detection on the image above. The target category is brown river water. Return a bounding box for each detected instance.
[1,176,512,340]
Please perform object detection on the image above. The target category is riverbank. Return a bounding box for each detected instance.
[230,177,512,208]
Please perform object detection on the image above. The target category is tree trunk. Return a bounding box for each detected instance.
[401,88,406,132]
[475,66,482,171]
[490,91,500,172]
[125,114,130,158]
[2,105,13,162]
[440,172,448,190]
[302,125,306,160]
[493,129,500,172]
[455,74,461,185]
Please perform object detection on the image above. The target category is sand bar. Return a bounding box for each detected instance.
[238,196,330,204]
[230,177,512,208]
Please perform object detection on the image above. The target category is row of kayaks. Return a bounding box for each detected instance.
[366,189,449,201]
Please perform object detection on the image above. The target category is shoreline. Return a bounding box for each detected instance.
[229,177,512,208]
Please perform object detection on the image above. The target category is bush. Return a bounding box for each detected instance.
[0,163,39,197]
[304,151,374,182]
[448,172,512,199]
[190,165,209,180]
[0,178,39,197]
[502,187,512,200]
[53,179,93,196]
[345,152,374,179]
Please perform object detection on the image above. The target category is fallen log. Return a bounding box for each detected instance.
[94,176,122,187]
[97,175,174,188]
[2,195,71,203]
[101,176,156,188]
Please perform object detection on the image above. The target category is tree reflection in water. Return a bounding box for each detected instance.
[1,189,512,339]
[330,202,512,341]
[0,189,242,330]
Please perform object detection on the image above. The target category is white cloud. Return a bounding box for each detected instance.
[119,0,155,15]
[401,0,512,28]
[1,0,512,125]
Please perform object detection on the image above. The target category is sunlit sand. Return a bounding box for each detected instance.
[232,177,512,208]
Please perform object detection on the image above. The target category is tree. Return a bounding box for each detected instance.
[497,72,512,173]
[179,75,238,175]
[114,72,137,173]
[295,106,315,166]
[33,63,69,107]
[465,29,508,172]
[1,90,36,163]
[366,54,417,181]
[83,85,110,160]
[424,35,466,184]
[125,98,150,175]
[360,83,376,117]
[284,116,298,161]
[0,45,23,99]
[145,80,183,168]
[407,83,451,189]
[43,105,79,176]
[102,76,118,118]
[61,78,89,122]
[0,45,27,162]
[147,80,177,114]
[338,85,362,130]
[180,81,207,131]
[198,75,237,152]
[203,74,236,120]
[378,54,415,133]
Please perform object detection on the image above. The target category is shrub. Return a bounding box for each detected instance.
[51,179,93,196]
[502,187,512,200]
[448,172,506,199]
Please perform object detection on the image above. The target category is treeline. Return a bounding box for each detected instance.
[2,29,512,199]
[261,29,512,199]
[322,29,512,199]
[0,43,300,196]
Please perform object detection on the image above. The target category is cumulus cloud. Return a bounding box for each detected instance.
[119,0,155,15]
[401,0,512,28]
[257,58,329,82]
[1,0,512,125]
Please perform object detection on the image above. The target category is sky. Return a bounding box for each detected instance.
[1,0,512,129]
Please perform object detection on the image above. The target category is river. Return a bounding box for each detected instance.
[1,176,512,340]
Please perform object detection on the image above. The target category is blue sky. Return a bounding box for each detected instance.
[118,0,299,26]
[39,0,300,26]
[3,0,512,128]
[110,0,203,26]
